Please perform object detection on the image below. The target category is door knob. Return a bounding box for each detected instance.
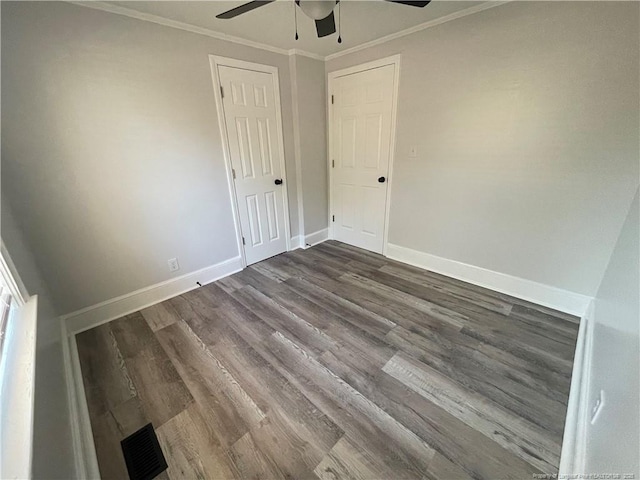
[378,176,386,183]
[274,179,283,185]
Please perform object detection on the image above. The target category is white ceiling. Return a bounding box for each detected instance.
[106,0,486,58]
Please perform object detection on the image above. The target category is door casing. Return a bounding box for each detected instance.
[327,55,401,256]
[209,55,292,268]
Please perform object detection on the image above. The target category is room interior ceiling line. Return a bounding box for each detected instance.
[66,0,510,62]
[288,48,325,61]
[324,0,510,61]
[66,1,309,58]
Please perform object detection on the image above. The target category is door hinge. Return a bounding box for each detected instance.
[220,86,224,98]
[332,159,335,168]
[242,237,246,245]
[331,94,334,105]
[232,168,236,179]
[332,215,335,222]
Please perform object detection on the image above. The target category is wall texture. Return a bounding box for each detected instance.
[7,2,637,311]
[585,189,639,476]
[1,1,300,315]
[327,1,639,297]
[293,55,329,236]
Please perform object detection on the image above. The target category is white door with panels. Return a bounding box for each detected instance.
[217,64,289,265]
[330,63,397,254]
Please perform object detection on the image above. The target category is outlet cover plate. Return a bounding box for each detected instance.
[168,258,180,272]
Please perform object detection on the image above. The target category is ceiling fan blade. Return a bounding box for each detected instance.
[315,11,336,38]
[385,0,431,7]
[216,0,275,19]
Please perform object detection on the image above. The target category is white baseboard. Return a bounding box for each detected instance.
[60,256,243,478]
[304,228,329,248]
[62,256,243,335]
[559,300,595,475]
[290,235,303,251]
[61,319,100,480]
[385,243,592,317]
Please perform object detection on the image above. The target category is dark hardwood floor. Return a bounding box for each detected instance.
[76,241,579,480]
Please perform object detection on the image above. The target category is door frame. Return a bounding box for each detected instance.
[326,54,401,256]
[209,55,293,268]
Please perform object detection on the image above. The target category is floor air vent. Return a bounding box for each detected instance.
[121,423,168,480]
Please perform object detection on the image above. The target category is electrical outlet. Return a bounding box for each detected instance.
[168,258,180,272]
[590,389,605,424]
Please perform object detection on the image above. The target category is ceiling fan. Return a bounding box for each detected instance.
[216,0,431,39]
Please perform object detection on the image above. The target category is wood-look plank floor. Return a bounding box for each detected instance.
[77,241,579,480]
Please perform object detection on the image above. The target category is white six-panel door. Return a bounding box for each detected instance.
[218,65,288,265]
[331,63,396,254]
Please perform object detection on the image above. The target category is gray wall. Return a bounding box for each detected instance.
[327,1,639,297]
[1,201,76,479]
[1,1,300,315]
[8,2,637,312]
[293,55,329,236]
[585,189,639,476]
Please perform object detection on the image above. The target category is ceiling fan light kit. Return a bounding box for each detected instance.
[298,0,335,20]
[215,0,431,42]
[296,0,338,39]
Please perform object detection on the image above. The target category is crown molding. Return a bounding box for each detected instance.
[324,1,510,61]
[67,1,510,63]
[67,1,318,60]
[287,49,325,62]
